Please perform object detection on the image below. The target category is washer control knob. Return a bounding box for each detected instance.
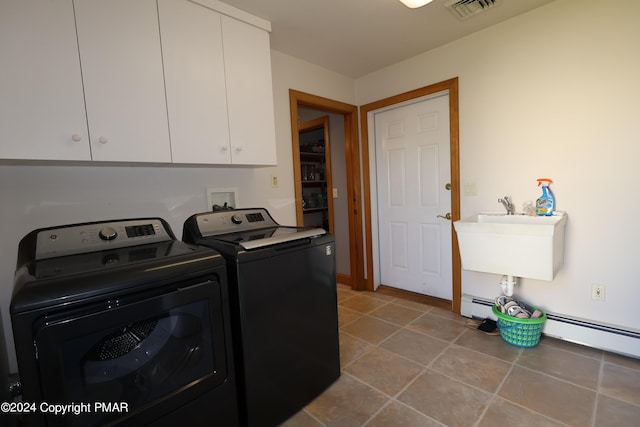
[231,214,243,225]
[99,226,118,241]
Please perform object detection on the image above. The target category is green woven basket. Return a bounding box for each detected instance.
[492,305,546,348]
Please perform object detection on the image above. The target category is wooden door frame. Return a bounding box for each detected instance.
[289,89,364,289]
[359,77,461,313]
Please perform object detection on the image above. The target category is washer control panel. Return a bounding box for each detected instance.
[196,208,278,236]
[34,218,173,260]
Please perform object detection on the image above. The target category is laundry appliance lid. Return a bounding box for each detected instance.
[185,208,326,250]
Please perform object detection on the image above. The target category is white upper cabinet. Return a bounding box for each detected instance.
[222,16,277,166]
[158,0,231,164]
[0,0,90,161]
[160,1,277,165]
[0,0,276,165]
[74,0,171,163]
[0,0,171,163]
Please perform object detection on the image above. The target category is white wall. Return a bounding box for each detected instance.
[265,50,357,225]
[356,0,640,336]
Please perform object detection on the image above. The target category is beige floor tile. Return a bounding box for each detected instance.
[600,363,640,406]
[389,298,434,312]
[344,347,423,396]
[431,345,512,393]
[338,305,364,327]
[339,332,372,368]
[288,287,640,426]
[498,366,596,427]
[305,374,388,427]
[340,316,401,345]
[517,344,600,389]
[366,401,442,427]
[478,397,566,427]
[339,295,389,314]
[427,306,466,322]
[455,328,522,362]
[281,409,325,427]
[379,328,449,366]
[337,288,357,303]
[407,312,467,341]
[594,395,640,427]
[369,302,423,326]
[398,369,492,427]
[539,335,603,360]
[603,351,640,371]
[359,291,395,302]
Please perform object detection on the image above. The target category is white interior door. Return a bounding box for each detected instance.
[375,93,452,299]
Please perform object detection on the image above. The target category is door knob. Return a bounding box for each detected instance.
[437,213,451,220]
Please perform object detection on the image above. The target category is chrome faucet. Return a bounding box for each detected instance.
[498,196,515,215]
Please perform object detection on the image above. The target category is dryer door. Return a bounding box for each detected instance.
[32,279,230,427]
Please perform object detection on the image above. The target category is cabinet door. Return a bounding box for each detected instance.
[158,0,231,164]
[0,0,90,161]
[221,16,277,166]
[74,0,171,163]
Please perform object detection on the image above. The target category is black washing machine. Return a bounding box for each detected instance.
[1,305,14,427]
[10,218,239,427]
[183,208,340,427]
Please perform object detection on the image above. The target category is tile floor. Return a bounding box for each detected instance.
[282,284,640,427]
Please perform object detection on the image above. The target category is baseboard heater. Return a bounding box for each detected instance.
[461,294,640,358]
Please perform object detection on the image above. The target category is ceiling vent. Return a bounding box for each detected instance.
[445,0,500,20]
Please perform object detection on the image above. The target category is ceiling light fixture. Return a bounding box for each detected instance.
[399,0,434,8]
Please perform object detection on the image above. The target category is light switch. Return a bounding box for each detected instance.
[464,182,477,196]
[332,188,338,198]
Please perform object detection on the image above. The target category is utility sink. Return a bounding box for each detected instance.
[453,212,567,280]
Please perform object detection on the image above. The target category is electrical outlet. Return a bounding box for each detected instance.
[271,175,279,187]
[592,283,606,301]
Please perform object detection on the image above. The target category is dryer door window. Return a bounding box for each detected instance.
[33,279,228,427]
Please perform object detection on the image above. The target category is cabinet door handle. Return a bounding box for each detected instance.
[221,146,228,151]
[437,213,452,220]
[71,134,82,142]
[98,136,108,144]
[235,146,243,152]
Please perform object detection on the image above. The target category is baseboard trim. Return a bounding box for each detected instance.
[461,294,640,358]
[336,273,352,286]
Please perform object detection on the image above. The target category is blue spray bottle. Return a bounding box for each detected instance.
[535,178,555,216]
